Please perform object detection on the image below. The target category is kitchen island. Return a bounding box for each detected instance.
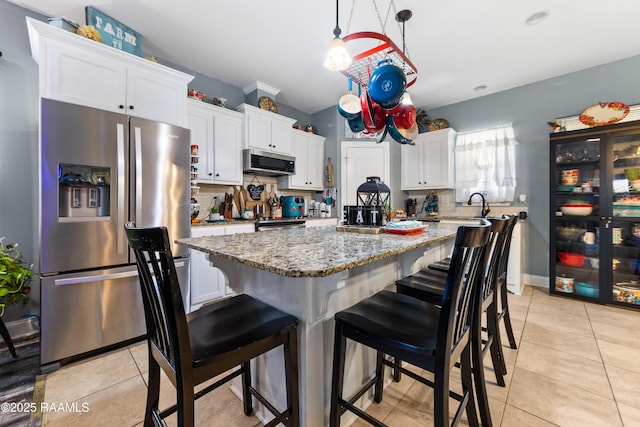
[176,223,461,427]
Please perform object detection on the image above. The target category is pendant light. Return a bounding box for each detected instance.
[323,0,352,71]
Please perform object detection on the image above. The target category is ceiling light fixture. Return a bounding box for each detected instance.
[525,10,549,26]
[323,0,352,71]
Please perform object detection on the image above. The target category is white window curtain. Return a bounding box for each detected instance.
[454,125,518,203]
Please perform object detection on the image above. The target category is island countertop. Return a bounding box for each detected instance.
[176,223,460,278]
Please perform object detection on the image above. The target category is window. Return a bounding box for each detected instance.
[454,125,518,203]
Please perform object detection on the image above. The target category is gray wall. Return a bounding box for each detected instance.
[425,56,640,279]
[0,1,45,320]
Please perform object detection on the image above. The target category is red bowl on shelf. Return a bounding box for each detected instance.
[558,252,585,267]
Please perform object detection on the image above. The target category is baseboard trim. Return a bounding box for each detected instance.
[524,274,549,289]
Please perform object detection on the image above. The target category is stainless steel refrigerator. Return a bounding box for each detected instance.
[39,98,191,367]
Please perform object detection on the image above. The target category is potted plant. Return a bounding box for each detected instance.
[208,206,220,221]
[0,238,33,317]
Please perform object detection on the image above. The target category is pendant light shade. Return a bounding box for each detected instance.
[323,37,351,71]
[323,0,351,71]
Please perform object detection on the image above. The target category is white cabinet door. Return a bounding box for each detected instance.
[279,131,325,190]
[245,111,273,151]
[187,102,215,183]
[237,104,296,155]
[400,142,424,189]
[126,66,188,125]
[189,223,254,310]
[187,101,243,185]
[400,129,456,190]
[287,137,309,188]
[212,111,243,184]
[190,226,226,307]
[44,39,127,114]
[271,120,292,154]
[306,218,337,227]
[28,17,193,126]
[307,138,325,190]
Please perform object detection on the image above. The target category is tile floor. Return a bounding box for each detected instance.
[38,286,640,426]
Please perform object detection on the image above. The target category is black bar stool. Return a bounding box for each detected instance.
[429,214,519,353]
[125,223,300,427]
[394,215,515,426]
[329,220,491,427]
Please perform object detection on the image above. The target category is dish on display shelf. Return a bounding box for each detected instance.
[578,101,629,127]
[259,96,278,113]
[560,204,593,216]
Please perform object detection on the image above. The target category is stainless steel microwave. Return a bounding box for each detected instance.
[243,148,295,176]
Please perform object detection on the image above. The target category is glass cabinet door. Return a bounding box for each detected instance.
[553,138,601,299]
[610,131,640,306]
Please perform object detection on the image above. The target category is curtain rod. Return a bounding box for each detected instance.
[456,123,513,135]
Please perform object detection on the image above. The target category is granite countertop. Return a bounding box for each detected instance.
[191,217,338,227]
[176,223,460,278]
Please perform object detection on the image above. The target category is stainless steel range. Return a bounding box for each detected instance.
[255,218,306,232]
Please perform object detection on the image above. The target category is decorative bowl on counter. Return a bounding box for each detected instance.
[557,252,585,267]
[561,204,593,216]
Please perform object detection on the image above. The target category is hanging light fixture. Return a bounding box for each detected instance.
[323,0,352,71]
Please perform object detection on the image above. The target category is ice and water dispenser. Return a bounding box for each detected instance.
[58,164,110,220]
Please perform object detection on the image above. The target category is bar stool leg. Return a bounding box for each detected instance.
[329,323,347,427]
[0,317,17,358]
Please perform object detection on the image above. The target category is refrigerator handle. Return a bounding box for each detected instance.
[54,261,185,286]
[134,125,143,225]
[117,123,126,254]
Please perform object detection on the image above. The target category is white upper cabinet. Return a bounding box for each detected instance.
[401,128,456,190]
[27,17,193,126]
[187,100,243,185]
[278,130,325,190]
[236,104,296,155]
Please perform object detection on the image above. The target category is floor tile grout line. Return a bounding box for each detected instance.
[586,305,628,427]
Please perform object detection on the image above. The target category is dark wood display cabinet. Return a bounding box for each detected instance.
[550,120,640,309]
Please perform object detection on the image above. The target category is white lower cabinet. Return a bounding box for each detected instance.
[306,218,337,227]
[189,223,254,311]
[401,128,456,190]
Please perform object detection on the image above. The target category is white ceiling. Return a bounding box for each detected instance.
[11,0,640,114]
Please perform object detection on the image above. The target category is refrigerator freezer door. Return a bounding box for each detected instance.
[129,117,191,258]
[40,260,189,366]
[40,98,130,273]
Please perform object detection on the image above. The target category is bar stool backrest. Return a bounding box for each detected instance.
[498,214,519,283]
[124,223,192,375]
[481,217,511,303]
[440,220,491,361]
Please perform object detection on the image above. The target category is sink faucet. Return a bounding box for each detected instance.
[467,192,491,217]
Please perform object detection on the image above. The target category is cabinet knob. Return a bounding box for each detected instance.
[129,105,134,110]
[215,173,219,177]
[208,173,213,176]
[119,105,125,109]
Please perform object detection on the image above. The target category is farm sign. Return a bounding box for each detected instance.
[85,6,141,56]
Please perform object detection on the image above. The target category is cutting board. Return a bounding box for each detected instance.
[335,226,383,234]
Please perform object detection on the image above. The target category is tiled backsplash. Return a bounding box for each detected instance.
[406,189,528,217]
[193,175,319,220]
